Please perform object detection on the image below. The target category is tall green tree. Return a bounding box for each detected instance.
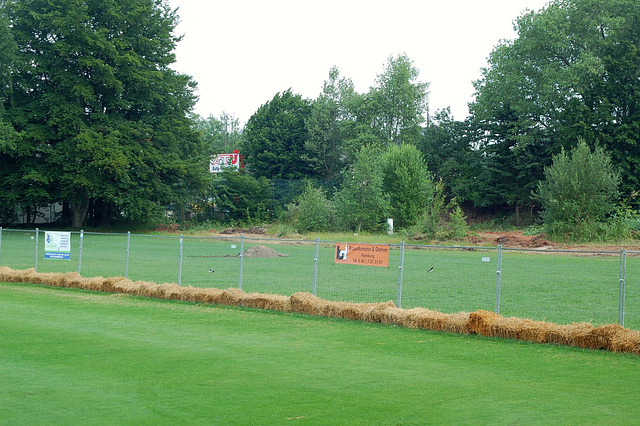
[382,144,434,229]
[304,66,355,180]
[195,112,242,154]
[1,0,208,227]
[243,89,314,179]
[471,0,640,209]
[333,147,390,232]
[368,53,430,145]
[418,109,484,209]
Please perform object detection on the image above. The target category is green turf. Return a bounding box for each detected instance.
[1,282,640,425]
[1,229,639,329]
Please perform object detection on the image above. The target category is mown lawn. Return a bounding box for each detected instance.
[2,282,640,425]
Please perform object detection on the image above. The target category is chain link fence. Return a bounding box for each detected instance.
[1,227,638,330]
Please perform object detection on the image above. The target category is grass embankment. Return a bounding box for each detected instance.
[2,282,640,425]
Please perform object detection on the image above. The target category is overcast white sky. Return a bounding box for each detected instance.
[167,0,549,124]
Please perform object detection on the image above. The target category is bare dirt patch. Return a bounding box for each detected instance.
[468,231,640,253]
[219,227,266,235]
[243,245,289,258]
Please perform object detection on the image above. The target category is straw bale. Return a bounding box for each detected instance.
[468,310,502,336]
[78,276,107,292]
[16,268,39,284]
[443,312,472,334]
[241,293,290,312]
[592,324,626,351]
[174,286,201,302]
[325,301,370,321]
[58,272,85,288]
[199,287,225,304]
[375,306,410,325]
[94,276,122,292]
[219,288,247,306]
[402,308,447,331]
[546,323,602,348]
[492,317,554,343]
[288,292,330,316]
[134,281,162,298]
[155,283,183,300]
[112,279,143,295]
[0,266,16,282]
[609,329,640,355]
[362,301,396,323]
[27,271,57,285]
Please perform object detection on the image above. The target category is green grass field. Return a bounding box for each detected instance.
[2,282,640,425]
[1,229,638,329]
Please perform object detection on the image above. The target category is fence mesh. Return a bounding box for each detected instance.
[1,227,638,330]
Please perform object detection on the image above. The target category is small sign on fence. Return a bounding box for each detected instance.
[335,243,389,267]
[44,231,71,260]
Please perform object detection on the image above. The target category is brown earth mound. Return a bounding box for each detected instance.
[243,245,289,258]
[220,227,266,235]
[472,231,553,249]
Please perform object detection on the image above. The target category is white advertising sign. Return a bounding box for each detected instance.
[44,231,71,260]
[210,151,241,173]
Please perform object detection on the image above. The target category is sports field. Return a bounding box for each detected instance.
[2,282,640,425]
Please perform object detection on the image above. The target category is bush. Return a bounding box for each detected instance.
[382,144,434,229]
[536,140,621,241]
[436,199,469,241]
[210,171,272,224]
[287,181,335,233]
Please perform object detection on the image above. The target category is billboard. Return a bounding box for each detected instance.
[210,150,242,173]
[334,243,389,267]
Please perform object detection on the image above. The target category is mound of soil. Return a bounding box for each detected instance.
[220,227,266,235]
[243,245,289,258]
[471,231,554,249]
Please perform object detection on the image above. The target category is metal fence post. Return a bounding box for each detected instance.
[239,235,244,290]
[495,244,503,314]
[77,230,84,274]
[619,248,626,327]
[178,234,184,286]
[35,228,39,272]
[125,231,131,278]
[397,241,405,308]
[312,237,319,295]
[0,227,3,262]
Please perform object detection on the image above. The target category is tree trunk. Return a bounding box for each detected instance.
[71,201,90,228]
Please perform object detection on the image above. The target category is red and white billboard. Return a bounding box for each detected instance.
[210,150,242,173]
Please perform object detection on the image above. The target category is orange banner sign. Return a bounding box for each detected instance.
[334,243,389,267]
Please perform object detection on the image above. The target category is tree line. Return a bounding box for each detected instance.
[1,0,639,241]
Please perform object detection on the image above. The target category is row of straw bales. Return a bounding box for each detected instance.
[2,267,639,355]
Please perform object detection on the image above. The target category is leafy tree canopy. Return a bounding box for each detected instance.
[243,89,314,179]
[0,0,208,226]
[471,0,640,207]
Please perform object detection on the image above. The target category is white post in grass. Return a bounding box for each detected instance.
[35,228,39,272]
[77,230,84,274]
[178,234,184,286]
[396,241,405,308]
[494,244,503,314]
[619,248,626,327]
[238,235,244,290]
[312,237,319,295]
[125,231,131,279]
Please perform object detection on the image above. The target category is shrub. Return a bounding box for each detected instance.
[536,140,621,241]
[287,181,335,233]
